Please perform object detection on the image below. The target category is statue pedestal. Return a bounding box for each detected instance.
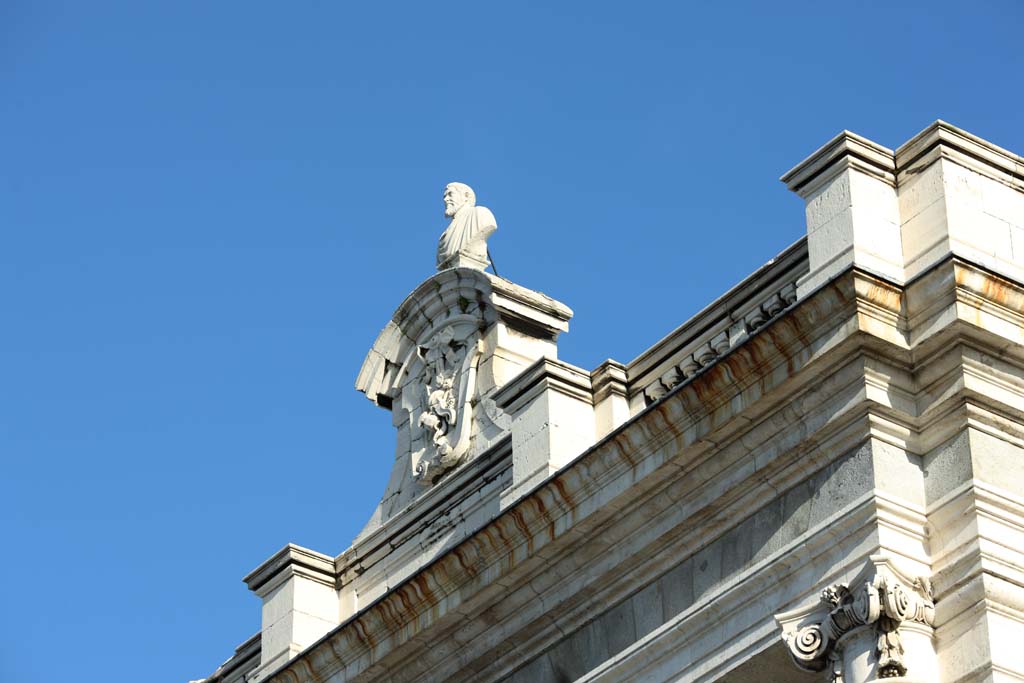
[438,248,489,271]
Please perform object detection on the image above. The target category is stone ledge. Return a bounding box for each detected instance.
[201,632,261,683]
[493,356,594,413]
[244,544,336,594]
[264,259,1024,683]
[262,265,874,683]
[896,120,1024,191]
[590,360,627,403]
[336,439,511,587]
[781,130,896,195]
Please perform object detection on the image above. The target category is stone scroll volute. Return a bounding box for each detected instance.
[776,557,937,683]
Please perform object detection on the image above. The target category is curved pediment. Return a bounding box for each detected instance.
[355,268,499,408]
[353,266,573,528]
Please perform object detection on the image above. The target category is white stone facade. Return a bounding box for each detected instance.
[196,122,1024,683]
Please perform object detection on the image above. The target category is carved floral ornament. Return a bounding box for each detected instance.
[777,561,935,683]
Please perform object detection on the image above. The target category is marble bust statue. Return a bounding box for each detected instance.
[437,182,497,271]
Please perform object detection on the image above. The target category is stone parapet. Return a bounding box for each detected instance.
[253,252,1024,683]
[626,237,807,409]
[786,120,1024,297]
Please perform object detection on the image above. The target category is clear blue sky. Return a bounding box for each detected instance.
[2,2,1021,681]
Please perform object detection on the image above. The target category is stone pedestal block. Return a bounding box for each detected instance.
[785,121,1024,297]
[242,544,338,683]
[494,357,596,507]
[783,131,901,295]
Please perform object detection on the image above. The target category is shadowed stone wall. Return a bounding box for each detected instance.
[500,441,883,683]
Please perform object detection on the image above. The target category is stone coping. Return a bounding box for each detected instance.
[336,437,512,583]
[202,632,261,683]
[493,356,594,413]
[243,543,336,594]
[781,129,896,194]
[896,119,1024,190]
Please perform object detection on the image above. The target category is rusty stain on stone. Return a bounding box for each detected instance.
[552,477,576,508]
[508,508,533,554]
[352,617,376,650]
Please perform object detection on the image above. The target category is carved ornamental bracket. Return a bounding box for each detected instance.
[777,558,935,683]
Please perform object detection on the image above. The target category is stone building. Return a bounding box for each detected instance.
[196,121,1024,683]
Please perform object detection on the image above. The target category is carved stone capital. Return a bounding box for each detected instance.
[777,558,935,683]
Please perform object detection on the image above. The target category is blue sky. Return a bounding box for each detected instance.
[2,2,1022,681]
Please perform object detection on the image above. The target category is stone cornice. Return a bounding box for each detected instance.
[335,439,511,586]
[781,130,897,196]
[266,265,872,683]
[267,256,1024,683]
[895,120,1024,192]
[590,359,627,403]
[492,356,594,412]
[781,120,1024,199]
[202,632,261,683]
[487,274,573,338]
[243,544,336,595]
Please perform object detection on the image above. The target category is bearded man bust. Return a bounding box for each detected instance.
[436,182,497,271]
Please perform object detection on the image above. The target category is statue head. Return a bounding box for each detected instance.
[443,182,476,218]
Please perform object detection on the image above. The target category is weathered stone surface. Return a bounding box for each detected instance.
[197,122,1024,683]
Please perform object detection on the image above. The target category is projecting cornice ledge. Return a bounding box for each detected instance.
[896,120,1024,191]
[264,257,1024,683]
[781,130,896,196]
[243,543,336,595]
[781,120,1024,200]
[264,267,891,683]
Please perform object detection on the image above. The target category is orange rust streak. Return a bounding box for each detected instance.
[452,546,479,577]
[552,478,575,508]
[352,617,376,649]
[508,508,534,553]
[412,575,438,606]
